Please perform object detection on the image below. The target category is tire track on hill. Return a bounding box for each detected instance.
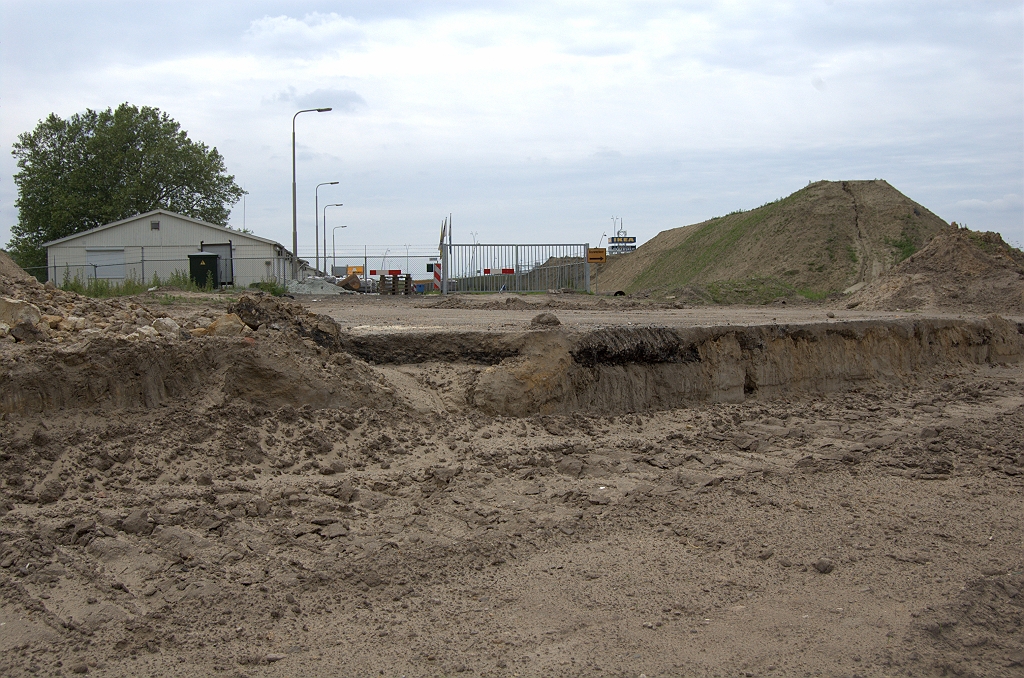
[842,181,869,284]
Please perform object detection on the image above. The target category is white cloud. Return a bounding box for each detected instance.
[954,194,1023,211]
[243,13,365,56]
[266,87,367,112]
[0,2,1021,255]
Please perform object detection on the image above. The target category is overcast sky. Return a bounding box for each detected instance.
[1,0,1022,259]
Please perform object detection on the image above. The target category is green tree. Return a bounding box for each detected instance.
[8,103,245,277]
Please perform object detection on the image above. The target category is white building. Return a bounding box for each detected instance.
[44,210,295,287]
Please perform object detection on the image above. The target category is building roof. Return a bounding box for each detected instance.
[42,209,290,253]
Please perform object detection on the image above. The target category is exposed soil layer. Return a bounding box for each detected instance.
[1,267,1023,677]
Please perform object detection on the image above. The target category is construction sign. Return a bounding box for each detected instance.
[587,247,607,263]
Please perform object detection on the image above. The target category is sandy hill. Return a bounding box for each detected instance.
[846,228,1024,315]
[595,180,951,301]
[0,249,35,285]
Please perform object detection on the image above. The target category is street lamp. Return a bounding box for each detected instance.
[324,204,343,275]
[292,107,332,279]
[315,181,339,275]
[332,225,348,272]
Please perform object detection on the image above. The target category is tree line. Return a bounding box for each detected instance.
[7,103,244,277]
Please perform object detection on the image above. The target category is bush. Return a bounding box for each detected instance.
[60,272,149,298]
[248,280,287,296]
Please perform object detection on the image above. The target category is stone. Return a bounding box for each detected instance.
[321,523,349,539]
[555,457,583,477]
[40,314,63,329]
[196,473,214,486]
[36,479,65,504]
[732,433,759,451]
[813,558,835,574]
[10,323,46,342]
[206,314,248,337]
[134,325,160,339]
[58,316,87,332]
[151,317,180,337]
[253,498,271,516]
[0,296,42,328]
[531,312,560,327]
[121,509,154,536]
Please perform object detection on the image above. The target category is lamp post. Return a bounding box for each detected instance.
[324,204,343,275]
[292,107,332,279]
[315,181,339,275]
[332,225,348,272]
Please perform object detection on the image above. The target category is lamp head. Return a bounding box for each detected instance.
[317,107,332,112]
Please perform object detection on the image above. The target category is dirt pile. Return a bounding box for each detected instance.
[0,250,35,283]
[846,228,1024,313]
[0,268,381,413]
[596,179,950,300]
[228,294,348,352]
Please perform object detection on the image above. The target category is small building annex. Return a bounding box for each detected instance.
[44,210,294,287]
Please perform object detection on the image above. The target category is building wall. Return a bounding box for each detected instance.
[47,214,290,287]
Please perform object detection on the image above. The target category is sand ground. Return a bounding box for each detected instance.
[1,291,1022,678]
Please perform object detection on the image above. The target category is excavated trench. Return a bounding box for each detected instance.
[1,316,1021,417]
[448,317,1024,416]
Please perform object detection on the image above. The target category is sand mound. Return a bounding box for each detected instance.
[847,228,1024,314]
[0,249,35,284]
[0,250,40,292]
[595,179,950,300]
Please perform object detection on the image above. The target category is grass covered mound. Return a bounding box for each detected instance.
[596,180,950,302]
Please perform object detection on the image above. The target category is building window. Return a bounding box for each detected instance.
[86,249,125,280]
[151,221,160,230]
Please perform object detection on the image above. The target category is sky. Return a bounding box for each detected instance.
[1,0,1022,261]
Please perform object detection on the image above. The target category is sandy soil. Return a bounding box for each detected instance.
[2,284,1023,678]
[296,292,1012,334]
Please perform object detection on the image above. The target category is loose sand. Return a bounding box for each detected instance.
[1,262,1022,677]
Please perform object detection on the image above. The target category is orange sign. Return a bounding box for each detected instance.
[587,248,607,263]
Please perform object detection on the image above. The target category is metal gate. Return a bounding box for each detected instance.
[440,243,589,293]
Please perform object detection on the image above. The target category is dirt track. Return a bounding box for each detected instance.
[2,290,1023,677]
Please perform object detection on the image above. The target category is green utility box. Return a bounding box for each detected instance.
[188,252,221,289]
